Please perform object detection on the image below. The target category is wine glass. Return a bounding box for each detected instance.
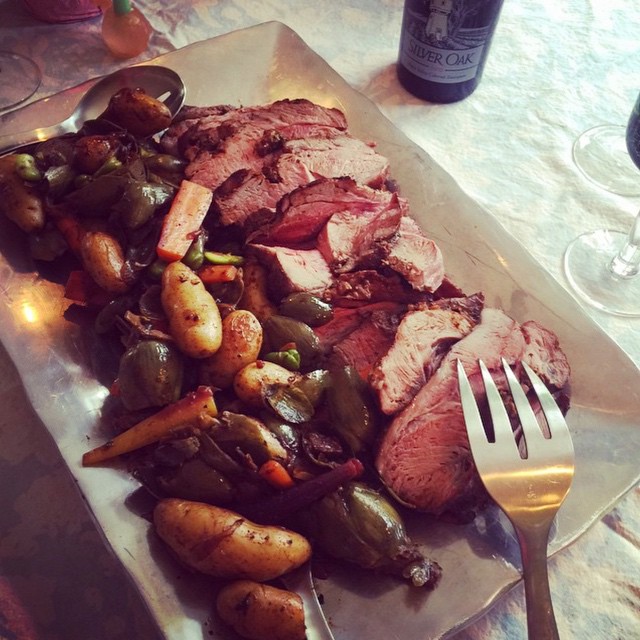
[572,122,640,197]
[563,92,640,317]
[0,51,42,111]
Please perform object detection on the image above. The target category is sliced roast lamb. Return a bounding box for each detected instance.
[247,243,334,299]
[520,320,571,389]
[375,307,568,516]
[159,99,571,528]
[213,136,391,230]
[370,295,484,416]
[177,99,347,157]
[160,104,236,155]
[324,270,431,307]
[213,158,316,228]
[313,302,406,353]
[316,194,405,273]
[380,216,445,293]
[247,177,403,246]
[187,122,356,188]
[329,309,403,380]
[283,134,390,189]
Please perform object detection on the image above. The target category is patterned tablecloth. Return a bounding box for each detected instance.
[0,1,638,639]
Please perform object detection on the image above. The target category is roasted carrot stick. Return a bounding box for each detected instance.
[197,264,238,284]
[259,460,295,489]
[82,386,218,466]
[156,179,213,262]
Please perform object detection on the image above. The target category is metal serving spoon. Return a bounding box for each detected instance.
[0,65,185,154]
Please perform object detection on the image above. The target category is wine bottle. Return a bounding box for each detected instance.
[397,0,505,103]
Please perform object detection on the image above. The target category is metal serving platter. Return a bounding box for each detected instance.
[1,21,639,640]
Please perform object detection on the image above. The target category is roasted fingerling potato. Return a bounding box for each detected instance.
[0,155,45,234]
[153,499,312,581]
[80,230,130,294]
[233,360,300,408]
[199,309,263,388]
[98,87,173,137]
[216,580,306,640]
[161,261,223,358]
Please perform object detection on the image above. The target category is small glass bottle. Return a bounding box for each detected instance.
[101,0,152,59]
[397,0,505,103]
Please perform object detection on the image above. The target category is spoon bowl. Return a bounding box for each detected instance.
[0,65,185,154]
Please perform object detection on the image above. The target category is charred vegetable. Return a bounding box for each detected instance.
[155,457,235,505]
[161,261,223,358]
[233,361,299,408]
[211,412,288,467]
[82,386,218,465]
[117,339,184,411]
[238,259,277,322]
[278,292,333,327]
[326,366,379,455]
[303,482,442,588]
[115,180,174,230]
[73,134,120,174]
[139,430,265,506]
[80,230,130,293]
[262,315,321,367]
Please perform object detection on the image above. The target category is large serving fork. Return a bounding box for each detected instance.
[457,359,575,640]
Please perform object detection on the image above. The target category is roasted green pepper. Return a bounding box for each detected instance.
[117,339,184,410]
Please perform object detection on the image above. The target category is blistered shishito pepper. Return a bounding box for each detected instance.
[326,366,378,455]
[304,482,442,589]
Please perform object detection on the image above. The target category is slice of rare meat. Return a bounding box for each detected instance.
[375,307,527,515]
[214,158,315,228]
[160,104,236,155]
[381,216,445,292]
[370,296,483,416]
[247,244,334,299]
[181,100,348,191]
[316,194,405,273]
[429,292,485,323]
[327,307,404,380]
[283,134,390,189]
[178,99,347,157]
[313,302,406,353]
[214,133,393,230]
[249,177,402,246]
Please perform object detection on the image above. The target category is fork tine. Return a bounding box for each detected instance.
[521,361,574,451]
[478,361,521,457]
[501,358,548,451]
[456,360,489,452]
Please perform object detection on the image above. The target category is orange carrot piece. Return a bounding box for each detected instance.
[156,179,213,263]
[197,264,238,284]
[258,460,295,490]
[82,386,218,466]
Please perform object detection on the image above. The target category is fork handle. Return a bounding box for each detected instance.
[519,525,560,640]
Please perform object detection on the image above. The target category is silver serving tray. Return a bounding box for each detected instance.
[1,21,639,640]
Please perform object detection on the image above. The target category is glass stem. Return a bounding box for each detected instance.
[609,210,640,278]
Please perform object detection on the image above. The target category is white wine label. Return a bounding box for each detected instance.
[399,5,491,84]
